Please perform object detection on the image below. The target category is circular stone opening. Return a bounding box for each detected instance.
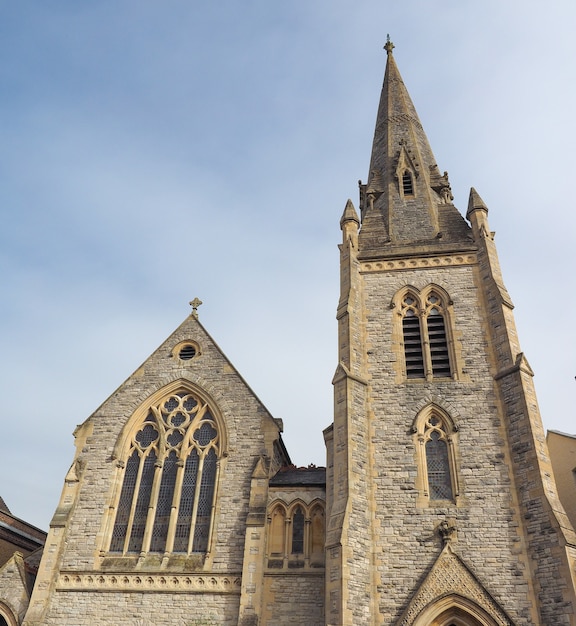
[178,344,197,361]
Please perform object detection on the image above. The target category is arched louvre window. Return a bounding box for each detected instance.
[400,289,453,380]
[422,413,456,502]
[110,391,220,555]
[425,293,451,377]
[401,294,425,378]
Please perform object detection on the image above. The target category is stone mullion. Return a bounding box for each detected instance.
[304,515,311,567]
[187,451,204,553]
[164,458,185,554]
[204,456,221,554]
[284,516,291,567]
[446,436,460,499]
[420,308,433,381]
[140,458,164,554]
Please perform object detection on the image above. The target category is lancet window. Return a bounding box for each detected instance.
[413,407,459,505]
[109,390,221,555]
[266,501,325,569]
[399,288,453,380]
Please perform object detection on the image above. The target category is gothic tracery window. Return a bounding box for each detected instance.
[414,407,459,505]
[400,288,453,380]
[110,390,221,555]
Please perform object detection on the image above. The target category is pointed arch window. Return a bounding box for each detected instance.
[266,500,325,569]
[414,408,460,505]
[400,289,454,380]
[110,391,221,555]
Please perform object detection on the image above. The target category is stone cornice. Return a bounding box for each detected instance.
[361,253,476,273]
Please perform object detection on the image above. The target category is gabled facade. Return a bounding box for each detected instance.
[1,42,575,626]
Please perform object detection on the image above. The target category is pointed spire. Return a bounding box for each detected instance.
[358,43,471,257]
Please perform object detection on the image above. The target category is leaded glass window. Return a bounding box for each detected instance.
[424,414,454,501]
[110,390,220,555]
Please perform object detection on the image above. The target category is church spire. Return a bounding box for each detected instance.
[358,39,471,258]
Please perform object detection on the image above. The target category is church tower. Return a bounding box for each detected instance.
[324,40,576,625]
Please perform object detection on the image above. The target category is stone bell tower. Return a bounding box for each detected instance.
[323,39,576,626]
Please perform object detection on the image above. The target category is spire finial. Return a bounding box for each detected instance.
[189,297,203,318]
[384,34,395,55]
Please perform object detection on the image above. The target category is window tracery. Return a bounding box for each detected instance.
[398,287,454,380]
[109,390,221,555]
[413,407,460,506]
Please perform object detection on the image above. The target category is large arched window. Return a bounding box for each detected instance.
[109,390,221,555]
[413,406,460,506]
[399,287,454,380]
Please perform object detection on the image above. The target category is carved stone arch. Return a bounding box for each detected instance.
[287,498,308,517]
[396,546,514,626]
[411,402,459,435]
[390,284,421,313]
[267,499,289,516]
[112,379,229,461]
[0,601,17,626]
[411,594,502,626]
[420,283,453,307]
[414,394,461,420]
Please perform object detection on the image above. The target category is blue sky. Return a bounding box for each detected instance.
[1,2,575,529]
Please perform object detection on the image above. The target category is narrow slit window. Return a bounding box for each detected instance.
[402,171,414,195]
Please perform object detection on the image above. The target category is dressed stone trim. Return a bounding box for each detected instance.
[362,254,476,273]
[57,572,242,594]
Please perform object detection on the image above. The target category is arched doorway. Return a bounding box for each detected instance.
[412,595,501,626]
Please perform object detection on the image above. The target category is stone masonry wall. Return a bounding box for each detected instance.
[27,315,281,625]
[362,262,536,624]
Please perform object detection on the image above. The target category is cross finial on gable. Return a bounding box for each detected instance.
[189,297,203,318]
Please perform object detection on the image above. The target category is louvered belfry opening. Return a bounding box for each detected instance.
[402,295,425,378]
[426,294,451,378]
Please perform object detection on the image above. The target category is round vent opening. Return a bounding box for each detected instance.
[179,344,197,361]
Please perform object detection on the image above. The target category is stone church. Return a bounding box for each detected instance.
[1,42,576,625]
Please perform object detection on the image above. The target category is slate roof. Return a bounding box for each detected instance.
[270,466,326,487]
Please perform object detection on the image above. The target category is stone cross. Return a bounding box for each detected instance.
[189,297,203,318]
